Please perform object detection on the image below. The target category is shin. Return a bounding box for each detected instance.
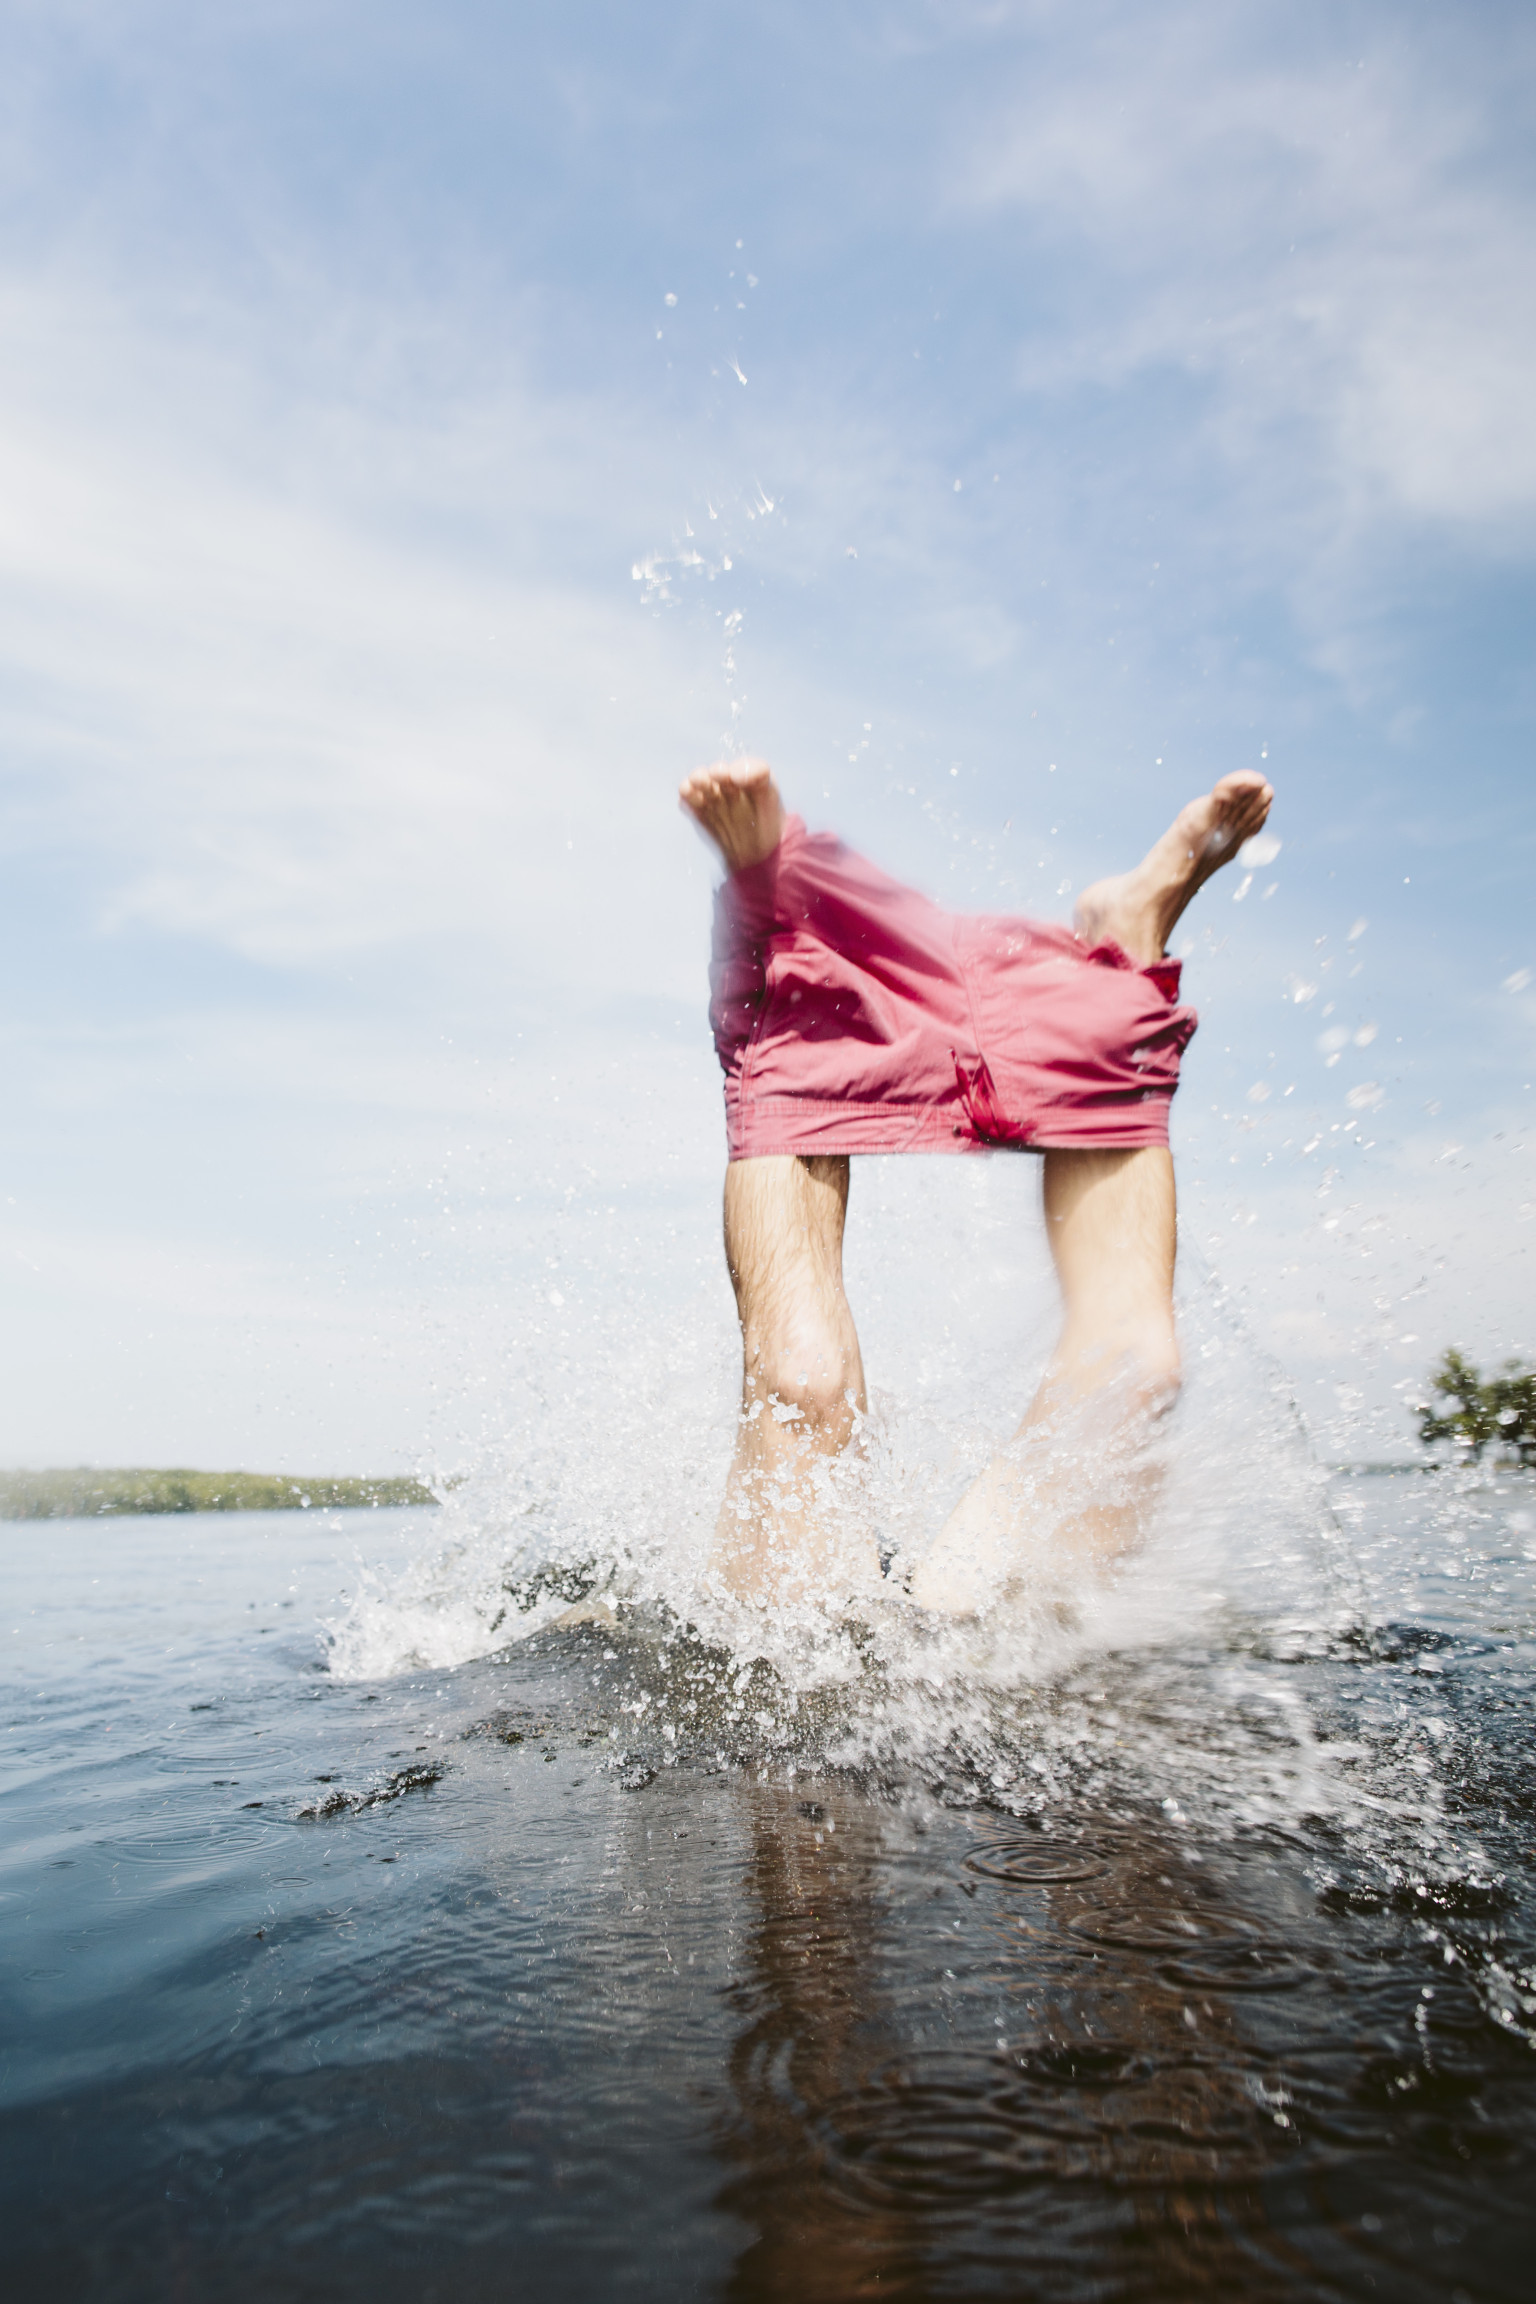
[711,1155,878,1608]
[910,1147,1180,1614]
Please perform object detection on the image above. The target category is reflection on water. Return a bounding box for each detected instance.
[711,1766,1533,2303]
[2,1478,1534,2300]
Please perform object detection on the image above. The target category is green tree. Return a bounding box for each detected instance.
[1418,1349,1536,1467]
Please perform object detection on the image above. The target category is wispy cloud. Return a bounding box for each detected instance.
[952,10,1536,546]
[0,281,735,991]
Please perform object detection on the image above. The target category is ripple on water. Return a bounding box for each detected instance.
[962,1825,1323,1997]
[817,2044,1285,2211]
[1156,1936,1316,1993]
[964,1835,1110,1885]
[1065,1902,1256,1952]
[104,1814,280,1869]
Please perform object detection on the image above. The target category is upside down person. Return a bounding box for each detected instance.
[680,756,1273,1618]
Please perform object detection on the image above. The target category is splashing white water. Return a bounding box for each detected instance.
[326,1155,1345,1706]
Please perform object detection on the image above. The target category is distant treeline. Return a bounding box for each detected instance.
[0,1469,440,1520]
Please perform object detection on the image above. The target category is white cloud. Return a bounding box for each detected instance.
[953,12,1536,542]
[0,279,733,993]
[0,268,1056,1001]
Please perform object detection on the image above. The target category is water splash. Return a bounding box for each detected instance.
[318,1151,1536,2064]
[326,1158,1347,1734]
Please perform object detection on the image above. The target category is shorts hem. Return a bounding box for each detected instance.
[724,1091,1173,1159]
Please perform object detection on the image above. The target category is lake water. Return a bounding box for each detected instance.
[4,1469,1534,2302]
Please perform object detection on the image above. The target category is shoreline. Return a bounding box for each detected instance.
[3,1459,1523,1523]
[0,1468,440,1520]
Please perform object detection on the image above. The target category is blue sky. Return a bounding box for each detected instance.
[1,0,1532,1471]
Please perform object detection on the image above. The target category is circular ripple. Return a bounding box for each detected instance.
[823,2079,1103,2205]
[965,1837,1110,1885]
[1067,1904,1253,1953]
[819,2050,1280,2211]
[1160,1939,1313,1993]
[110,1816,276,1866]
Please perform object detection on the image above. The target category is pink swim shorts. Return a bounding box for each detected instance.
[709,816,1197,1160]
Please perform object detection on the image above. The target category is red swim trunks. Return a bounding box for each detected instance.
[710,816,1197,1160]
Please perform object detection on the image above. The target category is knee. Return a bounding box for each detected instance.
[744,1346,860,1442]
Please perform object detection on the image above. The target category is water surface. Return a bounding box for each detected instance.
[3,1478,1534,2300]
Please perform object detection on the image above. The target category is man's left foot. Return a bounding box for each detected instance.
[679,757,785,871]
[1073,771,1274,964]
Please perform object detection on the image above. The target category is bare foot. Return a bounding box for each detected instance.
[1073,771,1274,964]
[679,756,785,872]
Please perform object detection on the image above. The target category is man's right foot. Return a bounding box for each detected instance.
[679,757,785,872]
[1073,770,1274,964]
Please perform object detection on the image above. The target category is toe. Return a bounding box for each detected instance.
[1215,768,1268,802]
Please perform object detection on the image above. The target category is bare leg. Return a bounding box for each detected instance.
[678,759,878,1608]
[712,1153,879,1609]
[910,1147,1179,1614]
[908,770,1273,1615]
